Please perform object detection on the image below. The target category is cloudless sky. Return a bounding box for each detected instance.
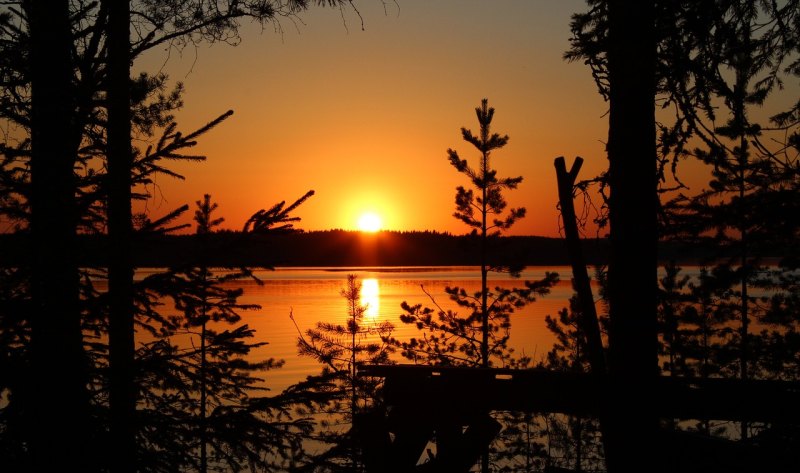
[135,0,610,236]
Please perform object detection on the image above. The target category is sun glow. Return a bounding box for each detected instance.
[357,212,382,233]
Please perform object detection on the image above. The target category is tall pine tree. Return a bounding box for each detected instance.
[295,274,395,472]
[396,99,557,370]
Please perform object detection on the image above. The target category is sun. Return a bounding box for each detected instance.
[357,212,382,233]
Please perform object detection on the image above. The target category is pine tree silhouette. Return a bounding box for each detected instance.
[395,100,557,369]
[294,274,394,472]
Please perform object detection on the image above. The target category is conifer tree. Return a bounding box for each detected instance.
[294,274,395,472]
[658,0,800,439]
[106,2,138,469]
[396,99,557,369]
[22,2,95,471]
[391,99,557,473]
[2,2,371,469]
[567,0,800,452]
[132,194,318,472]
[0,19,234,468]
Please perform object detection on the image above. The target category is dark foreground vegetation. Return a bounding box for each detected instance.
[1,1,799,473]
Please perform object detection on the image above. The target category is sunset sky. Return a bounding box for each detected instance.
[134,0,612,236]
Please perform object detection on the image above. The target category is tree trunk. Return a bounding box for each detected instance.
[106,1,137,471]
[554,156,614,463]
[27,0,92,470]
[553,156,606,375]
[480,147,489,370]
[480,149,490,473]
[606,0,658,471]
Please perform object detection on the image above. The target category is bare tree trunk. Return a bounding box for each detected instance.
[480,146,490,370]
[27,0,92,470]
[106,1,137,471]
[606,0,658,471]
[480,149,490,473]
[554,156,606,374]
[554,156,614,464]
[732,11,752,438]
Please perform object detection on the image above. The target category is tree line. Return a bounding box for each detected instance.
[0,230,615,267]
[0,230,745,268]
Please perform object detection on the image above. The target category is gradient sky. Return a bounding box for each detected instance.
[135,0,612,236]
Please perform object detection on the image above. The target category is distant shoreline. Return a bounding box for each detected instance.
[2,230,600,267]
[0,230,762,268]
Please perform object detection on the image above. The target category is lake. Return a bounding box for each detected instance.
[186,266,585,393]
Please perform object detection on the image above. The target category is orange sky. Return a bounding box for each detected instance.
[131,1,619,236]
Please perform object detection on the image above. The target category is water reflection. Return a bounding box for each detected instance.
[360,278,380,318]
[211,267,571,392]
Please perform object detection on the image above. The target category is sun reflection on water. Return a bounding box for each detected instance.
[360,278,380,318]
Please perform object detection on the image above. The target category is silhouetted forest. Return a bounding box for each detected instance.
[0,230,751,267]
[1,230,557,266]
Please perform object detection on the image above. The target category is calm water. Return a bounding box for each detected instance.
[134,265,733,392]
[199,266,581,392]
